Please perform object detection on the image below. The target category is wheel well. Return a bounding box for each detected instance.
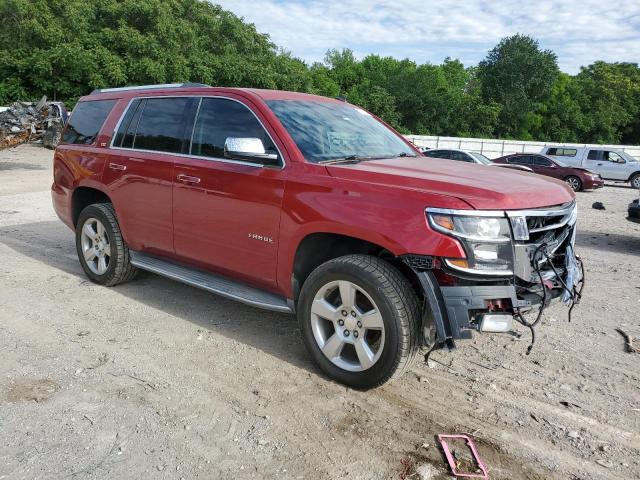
[291,232,422,302]
[71,187,112,226]
[628,171,640,182]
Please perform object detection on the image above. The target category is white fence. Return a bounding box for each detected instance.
[405,135,640,160]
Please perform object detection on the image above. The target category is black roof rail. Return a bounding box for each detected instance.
[90,83,210,95]
[335,96,348,102]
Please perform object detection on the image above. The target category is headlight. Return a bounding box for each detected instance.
[427,210,514,276]
[428,213,511,242]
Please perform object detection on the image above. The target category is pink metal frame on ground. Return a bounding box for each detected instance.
[438,434,489,479]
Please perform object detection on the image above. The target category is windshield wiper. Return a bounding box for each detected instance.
[319,155,367,165]
[395,152,416,158]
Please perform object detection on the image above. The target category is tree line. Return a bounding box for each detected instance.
[1,0,639,145]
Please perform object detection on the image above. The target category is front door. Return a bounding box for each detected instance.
[172,97,286,291]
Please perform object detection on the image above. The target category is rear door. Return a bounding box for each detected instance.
[171,96,286,290]
[531,155,561,179]
[103,96,197,255]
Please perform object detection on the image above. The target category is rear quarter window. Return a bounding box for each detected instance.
[62,100,116,145]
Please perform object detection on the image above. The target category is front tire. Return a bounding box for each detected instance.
[76,203,137,286]
[297,255,421,389]
[630,173,640,190]
[565,175,582,192]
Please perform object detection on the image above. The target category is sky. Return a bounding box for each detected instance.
[214,0,640,74]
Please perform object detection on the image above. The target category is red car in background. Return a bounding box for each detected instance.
[493,153,604,191]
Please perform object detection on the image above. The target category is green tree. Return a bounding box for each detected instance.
[478,34,559,138]
[0,0,307,105]
[574,62,640,144]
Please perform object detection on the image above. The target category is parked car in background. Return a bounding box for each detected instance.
[422,148,533,172]
[629,194,640,223]
[540,146,640,189]
[493,153,603,191]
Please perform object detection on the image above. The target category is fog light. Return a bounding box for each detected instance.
[478,313,513,333]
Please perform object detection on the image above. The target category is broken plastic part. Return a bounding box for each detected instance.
[438,434,488,479]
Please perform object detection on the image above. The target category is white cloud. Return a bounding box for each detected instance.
[212,0,640,73]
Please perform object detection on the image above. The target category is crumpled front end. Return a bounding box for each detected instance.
[405,201,584,353]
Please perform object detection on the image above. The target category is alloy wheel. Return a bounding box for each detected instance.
[80,217,111,275]
[310,280,385,372]
[566,177,581,191]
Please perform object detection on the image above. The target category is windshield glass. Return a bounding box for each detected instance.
[553,157,568,167]
[266,100,416,163]
[621,151,639,162]
[469,152,492,165]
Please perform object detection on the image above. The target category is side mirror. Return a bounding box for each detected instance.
[224,137,279,166]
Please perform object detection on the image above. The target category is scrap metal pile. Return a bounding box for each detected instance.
[0,96,66,150]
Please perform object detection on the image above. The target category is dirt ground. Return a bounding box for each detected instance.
[1,144,639,480]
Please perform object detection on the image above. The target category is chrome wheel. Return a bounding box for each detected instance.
[80,217,111,275]
[310,280,385,372]
[632,175,640,189]
[566,176,581,191]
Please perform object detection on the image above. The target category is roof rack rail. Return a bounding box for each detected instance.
[90,83,209,95]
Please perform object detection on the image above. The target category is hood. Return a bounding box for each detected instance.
[326,157,574,210]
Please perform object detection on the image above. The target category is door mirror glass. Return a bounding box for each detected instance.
[224,137,279,165]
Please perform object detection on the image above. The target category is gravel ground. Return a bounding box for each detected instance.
[1,144,639,480]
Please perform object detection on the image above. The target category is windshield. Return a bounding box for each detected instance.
[266,100,416,163]
[469,152,492,165]
[621,151,639,162]
[552,157,568,167]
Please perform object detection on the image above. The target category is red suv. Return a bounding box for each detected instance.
[493,153,604,191]
[52,84,583,388]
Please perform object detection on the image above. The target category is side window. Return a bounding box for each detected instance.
[560,148,577,157]
[450,151,471,162]
[605,151,623,163]
[113,99,142,148]
[587,150,600,160]
[132,97,195,154]
[191,98,278,162]
[62,99,116,145]
[533,156,552,166]
[510,156,531,165]
[546,148,557,156]
[427,150,450,159]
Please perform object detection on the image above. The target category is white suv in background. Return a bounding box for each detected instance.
[541,146,640,189]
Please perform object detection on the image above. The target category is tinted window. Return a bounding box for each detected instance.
[113,99,142,148]
[451,151,472,162]
[587,150,600,160]
[133,98,194,153]
[191,98,278,161]
[425,150,450,159]
[546,148,557,156]
[509,156,531,165]
[62,100,116,145]
[533,156,552,166]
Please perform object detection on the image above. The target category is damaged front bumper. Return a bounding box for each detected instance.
[408,201,584,350]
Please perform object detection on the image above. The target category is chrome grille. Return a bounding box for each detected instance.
[510,202,577,282]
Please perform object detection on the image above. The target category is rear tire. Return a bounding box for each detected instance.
[76,203,137,286]
[565,175,582,192]
[297,255,421,389]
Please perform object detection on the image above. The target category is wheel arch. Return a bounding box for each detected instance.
[71,186,112,227]
[627,171,640,182]
[290,232,422,305]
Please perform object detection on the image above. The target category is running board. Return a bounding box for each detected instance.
[130,252,293,313]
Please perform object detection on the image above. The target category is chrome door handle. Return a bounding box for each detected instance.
[108,162,127,171]
[177,174,201,184]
